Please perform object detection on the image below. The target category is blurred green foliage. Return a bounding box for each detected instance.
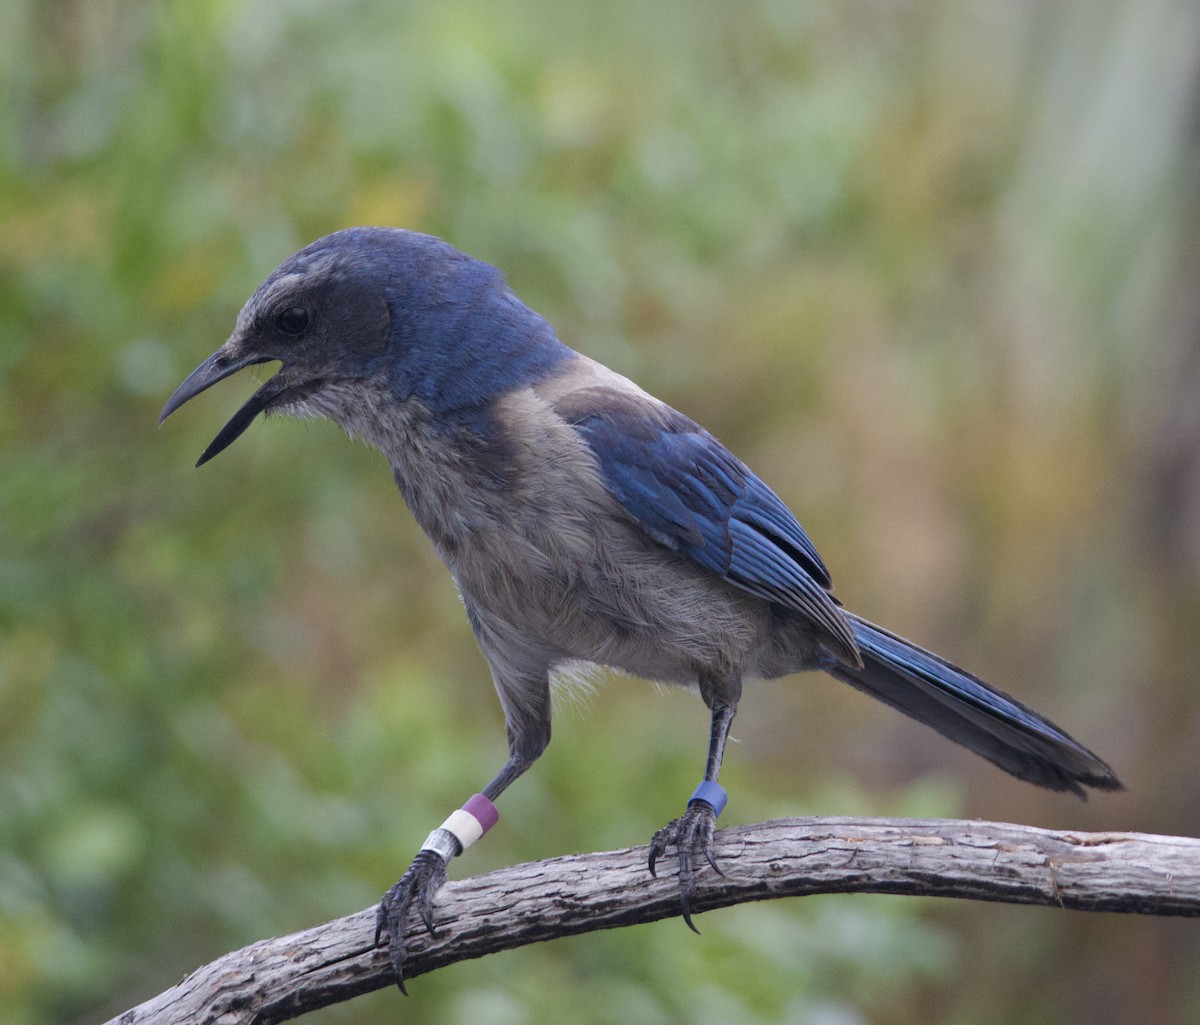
[3,1,1200,1023]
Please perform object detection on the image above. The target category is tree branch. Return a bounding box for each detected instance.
[107,816,1200,1025]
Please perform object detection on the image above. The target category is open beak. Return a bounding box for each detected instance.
[160,349,286,466]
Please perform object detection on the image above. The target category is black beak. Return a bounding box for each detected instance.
[160,349,286,466]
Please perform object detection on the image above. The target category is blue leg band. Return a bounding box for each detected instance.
[688,780,728,817]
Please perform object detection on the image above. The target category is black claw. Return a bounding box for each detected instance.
[647,827,670,878]
[418,900,437,935]
[374,850,449,994]
[647,801,720,931]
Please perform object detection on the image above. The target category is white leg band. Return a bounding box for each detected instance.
[418,794,499,859]
[439,808,486,850]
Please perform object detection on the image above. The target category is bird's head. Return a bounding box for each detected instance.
[161,227,568,465]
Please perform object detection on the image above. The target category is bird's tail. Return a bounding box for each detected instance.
[830,613,1122,797]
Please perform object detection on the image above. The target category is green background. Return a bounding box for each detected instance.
[3,1,1200,1022]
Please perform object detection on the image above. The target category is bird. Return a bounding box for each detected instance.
[161,226,1121,989]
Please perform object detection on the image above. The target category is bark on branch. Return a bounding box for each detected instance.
[107,816,1200,1025]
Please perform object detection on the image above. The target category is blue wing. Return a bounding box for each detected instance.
[556,386,860,662]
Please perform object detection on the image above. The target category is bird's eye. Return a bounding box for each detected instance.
[276,307,309,335]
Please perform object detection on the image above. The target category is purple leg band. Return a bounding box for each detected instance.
[463,793,499,833]
[688,780,728,817]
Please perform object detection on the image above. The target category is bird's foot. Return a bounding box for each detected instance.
[647,799,723,932]
[374,849,448,993]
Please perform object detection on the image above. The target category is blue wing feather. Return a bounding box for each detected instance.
[556,386,859,662]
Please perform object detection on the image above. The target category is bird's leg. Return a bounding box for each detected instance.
[374,709,548,992]
[648,698,737,932]
[374,796,482,993]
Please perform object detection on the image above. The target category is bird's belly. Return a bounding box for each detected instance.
[453,519,772,686]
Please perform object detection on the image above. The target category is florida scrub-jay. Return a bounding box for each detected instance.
[161,227,1121,987]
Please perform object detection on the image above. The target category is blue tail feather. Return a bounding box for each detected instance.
[832,614,1122,797]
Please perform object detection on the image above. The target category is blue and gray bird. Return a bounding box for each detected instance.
[161,227,1121,986]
